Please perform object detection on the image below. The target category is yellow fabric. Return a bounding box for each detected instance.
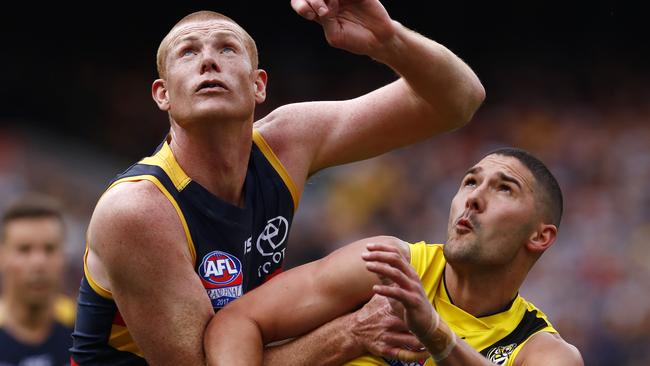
[346,243,557,366]
[54,295,76,328]
[138,141,191,191]
[108,323,144,357]
[252,129,300,211]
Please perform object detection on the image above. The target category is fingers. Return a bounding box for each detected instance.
[291,0,336,20]
[372,283,422,309]
[365,261,411,289]
[391,348,430,362]
[364,243,420,282]
[381,332,426,351]
[364,258,419,291]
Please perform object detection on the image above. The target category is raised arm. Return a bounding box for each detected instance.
[87,182,214,365]
[256,0,485,187]
[204,236,417,366]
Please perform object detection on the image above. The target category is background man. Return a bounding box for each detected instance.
[0,195,75,366]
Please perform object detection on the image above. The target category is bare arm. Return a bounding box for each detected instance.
[88,182,214,365]
[256,0,485,188]
[363,243,583,366]
[204,236,412,366]
[262,313,360,366]
[514,332,584,366]
[262,295,425,366]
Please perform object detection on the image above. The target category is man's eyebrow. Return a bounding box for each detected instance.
[463,166,481,177]
[498,172,522,189]
[172,35,200,48]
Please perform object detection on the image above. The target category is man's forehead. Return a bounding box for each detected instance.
[470,155,535,189]
[169,19,245,46]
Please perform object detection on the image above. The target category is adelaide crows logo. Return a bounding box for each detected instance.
[199,250,243,309]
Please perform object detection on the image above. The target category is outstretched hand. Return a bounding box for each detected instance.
[362,242,438,340]
[290,0,397,56]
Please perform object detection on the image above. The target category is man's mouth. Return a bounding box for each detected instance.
[455,216,474,232]
[196,80,228,92]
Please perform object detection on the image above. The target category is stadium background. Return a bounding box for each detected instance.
[1,2,648,364]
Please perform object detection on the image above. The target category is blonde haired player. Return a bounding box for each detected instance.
[70,0,485,364]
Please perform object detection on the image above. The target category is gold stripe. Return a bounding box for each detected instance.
[109,175,197,266]
[138,142,191,191]
[252,129,300,210]
[84,245,113,299]
[84,175,198,301]
[108,323,144,357]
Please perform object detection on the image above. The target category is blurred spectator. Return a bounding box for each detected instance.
[0,195,75,366]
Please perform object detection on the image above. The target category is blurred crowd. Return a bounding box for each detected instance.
[1,81,649,365]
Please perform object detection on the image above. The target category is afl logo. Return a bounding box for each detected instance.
[199,251,243,287]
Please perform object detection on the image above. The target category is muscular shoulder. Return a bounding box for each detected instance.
[253,103,329,190]
[255,101,346,152]
[515,332,583,366]
[89,180,188,263]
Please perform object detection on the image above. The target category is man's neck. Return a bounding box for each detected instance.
[169,118,253,207]
[1,295,54,345]
[443,260,526,318]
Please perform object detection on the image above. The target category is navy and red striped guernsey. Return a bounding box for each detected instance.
[70,129,298,365]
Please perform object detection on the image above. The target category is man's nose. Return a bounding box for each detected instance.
[29,248,49,270]
[200,51,221,74]
[465,186,486,213]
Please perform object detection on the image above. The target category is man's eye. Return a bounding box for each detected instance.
[182,49,195,57]
[463,178,476,187]
[222,46,235,54]
[499,184,512,193]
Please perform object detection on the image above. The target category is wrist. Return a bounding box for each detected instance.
[369,20,405,64]
[420,309,457,361]
[340,312,366,358]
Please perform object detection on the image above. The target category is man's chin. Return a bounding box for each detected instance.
[443,239,478,263]
[22,289,55,308]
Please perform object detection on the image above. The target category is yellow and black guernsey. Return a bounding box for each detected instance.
[346,243,557,366]
[70,130,299,365]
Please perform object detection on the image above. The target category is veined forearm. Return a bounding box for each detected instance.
[263,313,363,366]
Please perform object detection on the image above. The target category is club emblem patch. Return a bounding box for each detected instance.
[198,250,243,309]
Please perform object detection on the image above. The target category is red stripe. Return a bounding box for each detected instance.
[70,357,79,366]
[263,268,283,283]
[113,309,126,326]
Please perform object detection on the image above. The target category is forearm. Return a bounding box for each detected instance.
[205,311,264,366]
[263,313,363,366]
[373,22,485,125]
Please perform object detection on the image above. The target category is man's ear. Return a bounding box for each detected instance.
[526,223,557,254]
[152,79,170,111]
[253,69,268,104]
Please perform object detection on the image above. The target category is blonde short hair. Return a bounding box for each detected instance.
[156,11,259,79]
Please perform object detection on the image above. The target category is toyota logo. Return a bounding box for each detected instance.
[256,216,289,256]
